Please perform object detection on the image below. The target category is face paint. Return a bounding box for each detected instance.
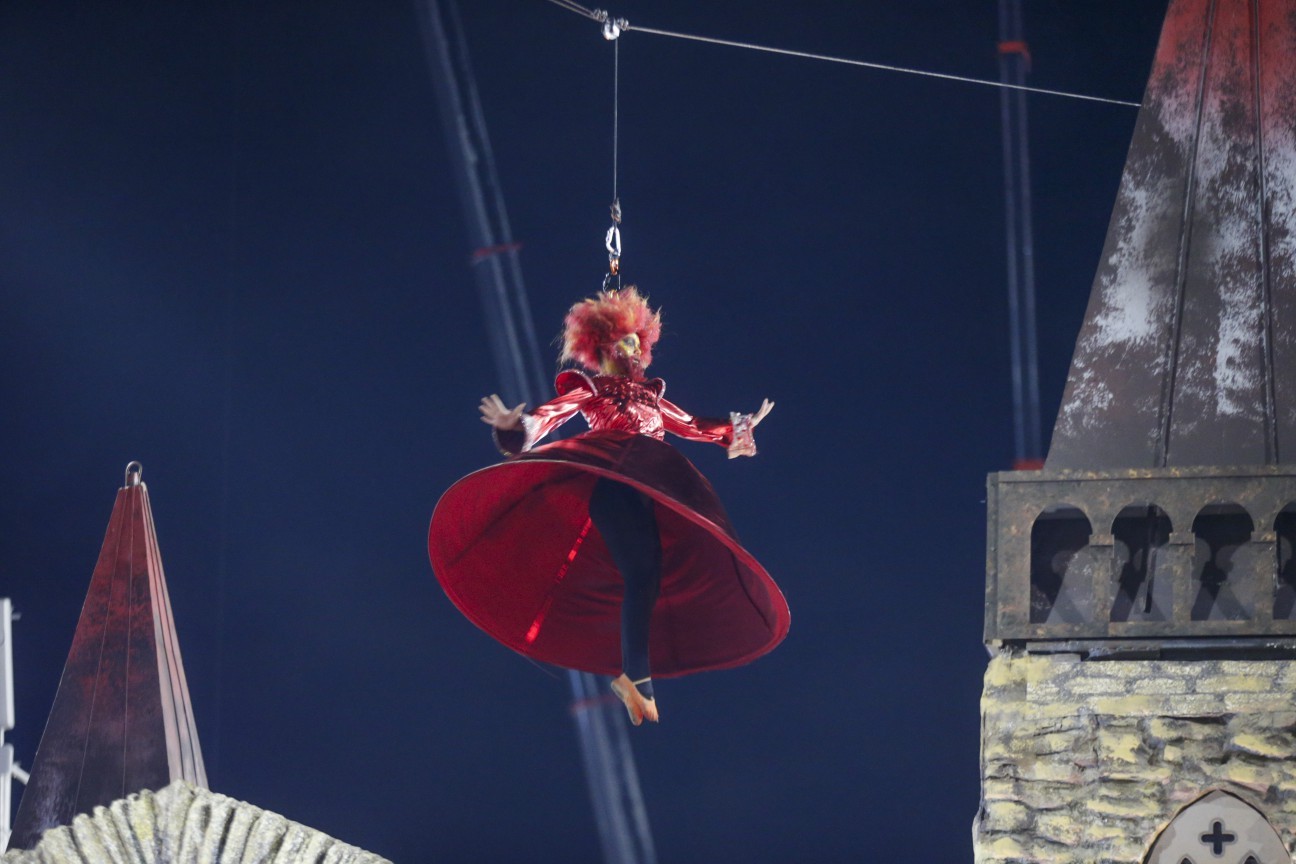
[601,333,644,376]
[615,333,641,359]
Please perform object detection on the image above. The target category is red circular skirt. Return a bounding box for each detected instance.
[429,430,790,677]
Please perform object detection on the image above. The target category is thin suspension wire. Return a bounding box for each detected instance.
[613,37,619,202]
[543,0,602,20]
[629,25,1140,107]
[540,0,1142,108]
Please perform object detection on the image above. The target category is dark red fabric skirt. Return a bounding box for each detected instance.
[429,431,790,677]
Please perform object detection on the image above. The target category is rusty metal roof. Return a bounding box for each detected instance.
[10,464,206,850]
[1046,0,1296,470]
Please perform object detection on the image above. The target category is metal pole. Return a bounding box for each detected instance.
[998,0,1044,467]
[1,598,16,851]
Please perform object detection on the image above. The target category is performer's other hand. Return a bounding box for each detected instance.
[751,399,774,428]
[479,394,525,430]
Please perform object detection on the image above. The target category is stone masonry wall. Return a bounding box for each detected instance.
[975,653,1296,864]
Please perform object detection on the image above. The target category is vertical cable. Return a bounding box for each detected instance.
[446,0,550,402]
[613,38,619,203]
[998,0,1024,463]
[419,6,654,862]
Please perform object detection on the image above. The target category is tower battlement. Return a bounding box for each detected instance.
[986,466,1296,650]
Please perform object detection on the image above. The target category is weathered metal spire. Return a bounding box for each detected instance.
[1047,0,1296,470]
[10,463,206,850]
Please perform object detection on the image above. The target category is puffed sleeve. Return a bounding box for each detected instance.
[493,374,594,456]
[660,397,759,458]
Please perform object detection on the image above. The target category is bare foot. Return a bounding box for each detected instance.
[610,674,658,726]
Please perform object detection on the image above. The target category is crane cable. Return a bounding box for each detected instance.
[602,29,622,291]
[541,0,1142,109]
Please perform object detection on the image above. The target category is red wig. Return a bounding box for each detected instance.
[560,285,662,373]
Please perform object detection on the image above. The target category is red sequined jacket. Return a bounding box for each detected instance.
[496,370,756,458]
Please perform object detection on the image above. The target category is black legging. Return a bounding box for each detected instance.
[588,478,661,697]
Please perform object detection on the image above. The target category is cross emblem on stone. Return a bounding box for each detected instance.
[1146,792,1285,864]
[1199,820,1236,856]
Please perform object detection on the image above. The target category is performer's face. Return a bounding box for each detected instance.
[601,333,642,376]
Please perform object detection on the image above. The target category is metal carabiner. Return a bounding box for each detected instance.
[603,198,623,289]
[605,224,621,274]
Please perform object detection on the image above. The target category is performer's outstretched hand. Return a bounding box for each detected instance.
[479,394,525,430]
[727,399,775,459]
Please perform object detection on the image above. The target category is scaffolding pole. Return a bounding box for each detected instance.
[998,0,1044,468]
[1,599,17,852]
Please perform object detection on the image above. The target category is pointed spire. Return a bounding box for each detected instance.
[1047,0,1296,469]
[10,463,206,850]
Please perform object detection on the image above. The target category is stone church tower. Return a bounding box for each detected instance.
[974,1,1296,862]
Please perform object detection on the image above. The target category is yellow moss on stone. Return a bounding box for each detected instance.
[981,736,1014,764]
[1023,654,1069,686]
[1269,710,1296,727]
[981,800,1032,833]
[1086,822,1130,842]
[1096,730,1141,763]
[982,835,1029,860]
[1197,675,1276,693]
[1086,796,1153,818]
[1103,764,1173,784]
[1224,693,1292,713]
[1147,717,1226,741]
[1091,695,1164,716]
[1230,733,1291,759]
[1223,761,1273,792]
[985,655,1026,690]
[1149,694,1229,715]
[1029,731,1086,755]
[129,800,156,847]
[1066,676,1129,696]
[981,779,1018,802]
[1034,810,1085,845]
[1129,677,1190,695]
[1017,759,1084,784]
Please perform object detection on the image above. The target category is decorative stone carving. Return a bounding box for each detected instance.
[1144,790,1289,864]
[2,781,390,864]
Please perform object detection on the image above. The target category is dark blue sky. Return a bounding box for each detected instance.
[1,2,1165,861]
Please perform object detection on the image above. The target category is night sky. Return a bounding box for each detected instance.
[1,2,1168,861]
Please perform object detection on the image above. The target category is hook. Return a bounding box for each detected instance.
[604,198,622,290]
[601,17,627,40]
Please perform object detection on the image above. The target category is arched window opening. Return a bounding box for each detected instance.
[1030,506,1093,624]
[1275,504,1296,619]
[1111,504,1171,622]
[1191,504,1255,621]
[1143,790,1289,863]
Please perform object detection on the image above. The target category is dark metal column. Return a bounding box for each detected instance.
[998,0,1044,469]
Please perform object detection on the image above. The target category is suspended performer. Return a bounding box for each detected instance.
[428,286,788,725]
